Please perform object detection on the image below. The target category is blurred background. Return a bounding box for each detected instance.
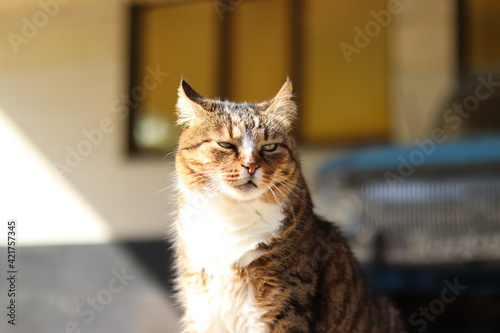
[1,0,499,332]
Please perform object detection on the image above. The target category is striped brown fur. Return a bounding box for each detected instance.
[173,79,404,332]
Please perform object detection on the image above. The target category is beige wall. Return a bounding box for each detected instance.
[0,1,176,242]
[388,0,457,143]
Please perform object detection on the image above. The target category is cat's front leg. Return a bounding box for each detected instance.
[181,309,229,333]
[180,290,229,333]
[181,318,228,333]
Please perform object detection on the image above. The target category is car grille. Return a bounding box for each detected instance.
[355,175,500,264]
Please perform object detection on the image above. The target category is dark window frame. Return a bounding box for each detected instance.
[126,0,304,157]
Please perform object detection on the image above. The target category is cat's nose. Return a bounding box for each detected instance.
[242,162,260,175]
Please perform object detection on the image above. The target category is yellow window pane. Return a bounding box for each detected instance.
[134,2,219,151]
[302,0,388,144]
[468,0,500,70]
[230,0,291,103]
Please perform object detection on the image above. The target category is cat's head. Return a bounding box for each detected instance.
[175,79,300,203]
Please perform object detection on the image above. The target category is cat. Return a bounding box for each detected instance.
[172,78,404,333]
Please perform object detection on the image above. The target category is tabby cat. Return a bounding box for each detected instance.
[172,79,403,333]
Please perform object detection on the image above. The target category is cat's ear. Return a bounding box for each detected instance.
[259,78,297,129]
[176,79,212,128]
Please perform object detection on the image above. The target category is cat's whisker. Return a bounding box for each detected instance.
[269,182,296,221]
[184,178,213,189]
[189,177,222,194]
[163,149,178,160]
[185,170,233,187]
[186,179,212,190]
[188,179,219,192]
[267,183,286,215]
[266,181,303,216]
[266,185,285,221]
[266,173,312,209]
[198,179,219,190]
[155,183,178,195]
[266,175,304,216]
[187,173,219,182]
[189,170,232,177]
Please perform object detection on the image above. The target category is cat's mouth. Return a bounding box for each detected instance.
[234,180,258,192]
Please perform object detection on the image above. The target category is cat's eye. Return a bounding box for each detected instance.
[262,144,277,152]
[218,142,235,149]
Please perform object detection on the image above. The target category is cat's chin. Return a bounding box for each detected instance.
[234,180,258,192]
[223,182,266,201]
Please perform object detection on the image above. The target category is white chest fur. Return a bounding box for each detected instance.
[177,187,284,333]
[178,188,283,273]
[182,270,267,333]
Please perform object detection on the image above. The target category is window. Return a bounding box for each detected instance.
[128,0,389,155]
